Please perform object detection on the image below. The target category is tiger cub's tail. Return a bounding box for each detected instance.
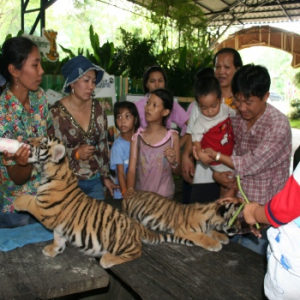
[140,225,193,246]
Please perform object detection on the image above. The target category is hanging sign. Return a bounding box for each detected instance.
[23,29,59,62]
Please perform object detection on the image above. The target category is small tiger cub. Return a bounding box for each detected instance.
[122,191,240,252]
[13,137,192,269]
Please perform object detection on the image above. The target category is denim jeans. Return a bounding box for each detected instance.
[230,228,269,255]
[78,176,105,200]
[0,211,37,228]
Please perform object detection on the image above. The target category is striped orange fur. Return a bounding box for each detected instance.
[13,137,192,268]
[122,191,240,252]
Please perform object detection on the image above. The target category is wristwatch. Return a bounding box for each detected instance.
[215,152,221,161]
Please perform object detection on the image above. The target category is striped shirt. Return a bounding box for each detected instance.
[232,103,291,232]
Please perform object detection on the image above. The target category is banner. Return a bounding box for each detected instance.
[23,29,59,62]
[94,73,117,149]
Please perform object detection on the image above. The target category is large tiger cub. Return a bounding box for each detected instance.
[122,191,240,252]
[13,137,192,269]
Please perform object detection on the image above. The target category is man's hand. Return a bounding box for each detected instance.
[181,153,195,184]
[213,171,236,189]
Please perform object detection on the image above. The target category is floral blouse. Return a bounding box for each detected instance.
[49,99,110,181]
[0,87,52,213]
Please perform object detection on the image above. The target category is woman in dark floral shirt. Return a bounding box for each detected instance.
[48,55,117,200]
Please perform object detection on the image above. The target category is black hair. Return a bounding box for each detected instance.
[231,64,271,99]
[0,36,38,85]
[194,68,222,103]
[143,66,167,94]
[194,67,215,83]
[213,48,243,69]
[149,88,173,127]
[113,101,140,132]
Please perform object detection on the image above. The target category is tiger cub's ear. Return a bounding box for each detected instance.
[51,144,66,163]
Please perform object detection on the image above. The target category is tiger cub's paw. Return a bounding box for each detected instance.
[210,231,229,245]
[43,244,63,257]
[13,196,25,211]
[219,234,229,245]
[205,241,223,252]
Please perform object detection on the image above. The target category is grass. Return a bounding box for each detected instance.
[289,119,300,129]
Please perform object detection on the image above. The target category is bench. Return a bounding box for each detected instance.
[109,241,267,300]
[0,241,109,300]
[102,198,268,300]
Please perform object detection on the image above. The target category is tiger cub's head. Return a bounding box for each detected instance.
[27,136,66,171]
[213,202,240,236]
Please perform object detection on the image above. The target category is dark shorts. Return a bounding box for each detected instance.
[189,182,221,204]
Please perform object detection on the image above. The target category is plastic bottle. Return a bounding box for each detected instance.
[0,138,24,154]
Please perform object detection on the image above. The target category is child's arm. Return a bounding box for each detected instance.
[126,138,138,197]
[219,196,269,225]
[204,148,234,169]
[192,141,214,165]
[243,203,269,225]
[116,164,127,198]
[165,132,181,175]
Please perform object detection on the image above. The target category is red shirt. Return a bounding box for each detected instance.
[265,163,300,228]
[201,117,234,166]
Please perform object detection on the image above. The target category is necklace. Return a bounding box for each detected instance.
[58,100,96,142]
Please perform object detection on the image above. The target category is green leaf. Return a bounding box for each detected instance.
[59,45,75,58]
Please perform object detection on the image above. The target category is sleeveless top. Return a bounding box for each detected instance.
[132,128,177,199]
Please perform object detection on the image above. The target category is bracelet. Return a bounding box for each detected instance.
[127,187,134,192]
[121,188,127,196]
[75,150,80,160]
[170,161,178,169]
[215,152,221,162]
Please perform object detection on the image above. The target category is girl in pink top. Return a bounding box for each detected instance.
[126,89,181,199]
[134,66,189,131]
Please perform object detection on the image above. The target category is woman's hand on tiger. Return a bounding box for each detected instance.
[164,146,176,164]
[103,178,119,196]
[78,145,95,160]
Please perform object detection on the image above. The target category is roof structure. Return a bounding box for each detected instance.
[215,25,300,67]
[194,0,300,27]
[129,0,300,27]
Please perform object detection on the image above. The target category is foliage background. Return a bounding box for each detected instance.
[0,0,299,101]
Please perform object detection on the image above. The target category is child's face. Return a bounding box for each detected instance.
[198,93,221,118]
[146,71,165,92]
[145,94,169,123]
[116,108,135,134]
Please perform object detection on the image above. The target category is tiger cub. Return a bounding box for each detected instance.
[122,191,240,252]
[13,137,192,269]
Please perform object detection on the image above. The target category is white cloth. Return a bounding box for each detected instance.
[264,216,300,299]
[187,102,214,184]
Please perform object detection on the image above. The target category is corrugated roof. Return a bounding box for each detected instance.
[129,0,300,27]
[196,0,300,26]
